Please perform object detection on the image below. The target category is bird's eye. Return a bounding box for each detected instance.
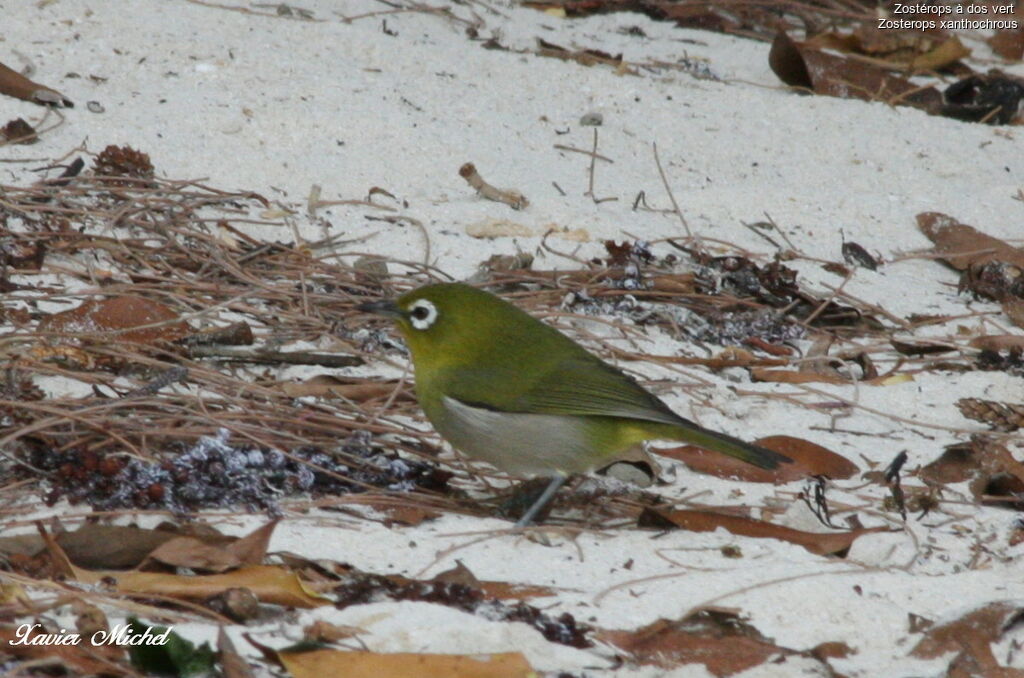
[407,299,438,330]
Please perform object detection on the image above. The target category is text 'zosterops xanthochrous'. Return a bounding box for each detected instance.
[361,282,790,526]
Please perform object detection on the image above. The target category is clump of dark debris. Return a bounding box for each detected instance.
[688,307,805,346]
[333,573,591,649]
[341,325,408,355]
[19,429,449,516]
[977,347,1024,377]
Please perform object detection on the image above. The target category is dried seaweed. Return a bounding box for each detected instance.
[19,430,450,516]
[332,572,591,648]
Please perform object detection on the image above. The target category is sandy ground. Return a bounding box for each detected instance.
[5,0,1024,675]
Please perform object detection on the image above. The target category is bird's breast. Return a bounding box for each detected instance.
[430,395,607,476]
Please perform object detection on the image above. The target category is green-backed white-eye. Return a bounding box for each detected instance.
[360,282,790,525]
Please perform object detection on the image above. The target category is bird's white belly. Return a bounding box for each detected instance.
[437,395,597,475]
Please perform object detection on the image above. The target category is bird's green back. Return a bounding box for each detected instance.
[396,283,688,427]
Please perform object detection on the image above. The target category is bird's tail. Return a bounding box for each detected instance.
[665,422,791,470]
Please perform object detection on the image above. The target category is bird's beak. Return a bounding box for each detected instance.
[357,299,403,317]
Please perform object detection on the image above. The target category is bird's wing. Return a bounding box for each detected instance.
[441,356,689,427]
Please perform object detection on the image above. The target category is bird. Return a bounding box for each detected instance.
[360,282,790,526]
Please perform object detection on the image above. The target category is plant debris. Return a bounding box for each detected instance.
[638,506,888,557]
[19,429,449,516]
[332,571,591,648]
[655,434,858,483]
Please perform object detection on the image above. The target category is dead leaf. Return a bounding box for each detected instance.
[280,376,410,402]
[1,117,38,144]
[654,435,858,483]
[72,599,109,638]
[278,650,534,678]
[598,609,790,675]
[748,367,843,384]
[918,212,1024,271]
[432,561,556,601]
[431,561,483,588]
[304,620,366,644]
[38,296,190,345]
[804,31,969,73]
[224,520,277,566]
[218,627,255,678]
[911,602,1024,675]
[72,565,329,609]
[535,38,624,68]
[0,60,73,107]
[638,508,888,557]
[810,640,855,661]
[751,365,907,386]
[970,335,1024,352]
[891,339,957,356]
[990,21,1024,61]
[921,437,1024,508]
[1002,299,1024,329]
[54,524,187,573]
[362,499,442,527]
[769,31,942,114]
[143,537,247,573]
[649,273,696,295]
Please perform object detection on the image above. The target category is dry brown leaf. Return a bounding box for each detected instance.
[648,273,696,295]
[535,38,624,68]
[1002,299,1024,329]
[769,31,942,114]
[219,626,256,678]
[432,561,557,601]
[921,437,1024,507]
[72,599,109,638]
[918,212,1024,271]
[223,520,278,566]
[654,435,858,483]
[751,365,909,386]
[639,508,887,557]
[598,609,789,675]
[891,339,957,356]
[278,650,533,678]
[38,295,190,345]
[362,499,442,527]
[1,117,39,144]
[0,60,72,106]
[970,334,1024,352]
[751,366,849,384]
[143,537,247,573]
[989,13,1024,61]
[19,522,275,573]
[304,620,367,644]
[911,602,1024,676]
[804,31,969,73]
[810,640,855,661]
[72,564,329,608]
[280,376,410,401]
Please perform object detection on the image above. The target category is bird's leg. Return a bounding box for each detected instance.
[514,473,568,527]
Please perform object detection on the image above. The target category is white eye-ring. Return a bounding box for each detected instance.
[408,299,438,330]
